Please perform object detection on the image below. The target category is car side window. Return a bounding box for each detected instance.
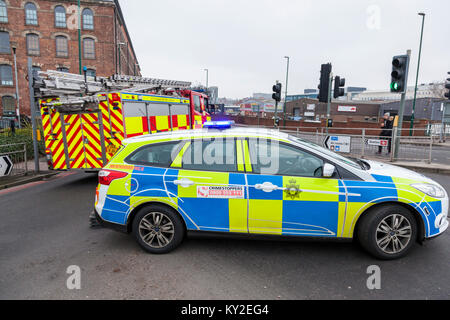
[182,138,237,172]
[125,142,182,167]
[248,139,324,177]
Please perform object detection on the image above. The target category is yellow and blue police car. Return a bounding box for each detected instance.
[93,121,448,259]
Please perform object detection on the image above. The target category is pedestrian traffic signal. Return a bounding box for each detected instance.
[318,63,332,103]
[390,55,410,93]
[333,76,345,99]
[445,72,450,100]
[272,83,282,102]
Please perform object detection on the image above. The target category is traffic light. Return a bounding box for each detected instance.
[390,55,410,93]
[318,63,332,103]
[272,83,282,102]
[445,72,450,100]
[333,76,345,99]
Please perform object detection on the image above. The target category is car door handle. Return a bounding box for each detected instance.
[255,182,279,193]
[174,178,195,188]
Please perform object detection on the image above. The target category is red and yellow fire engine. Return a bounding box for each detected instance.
[36,72,211,171]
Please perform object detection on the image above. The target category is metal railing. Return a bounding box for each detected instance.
[0,143,28,177]
[236,124,446,164]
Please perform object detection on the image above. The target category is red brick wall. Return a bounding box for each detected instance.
[0,0,139,117]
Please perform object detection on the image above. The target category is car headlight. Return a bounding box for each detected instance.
[411,183,446,198]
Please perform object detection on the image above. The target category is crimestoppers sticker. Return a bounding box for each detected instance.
[197,186,245,199]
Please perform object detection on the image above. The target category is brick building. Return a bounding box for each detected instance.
[286,98,381,122]
[0,0,140,117]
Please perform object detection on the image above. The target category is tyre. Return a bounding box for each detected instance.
[357,205,417,260]
[132,204,185,254]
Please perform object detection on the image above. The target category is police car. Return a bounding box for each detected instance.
[93,121,448,259]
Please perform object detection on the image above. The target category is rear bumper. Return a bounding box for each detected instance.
[92,209,128,233]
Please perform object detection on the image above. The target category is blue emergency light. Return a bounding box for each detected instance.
[203,121,235,129]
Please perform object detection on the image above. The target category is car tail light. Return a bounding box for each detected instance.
[98,170,128,186]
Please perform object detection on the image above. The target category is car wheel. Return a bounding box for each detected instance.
[132,204,185,254]
[357,205,417,260]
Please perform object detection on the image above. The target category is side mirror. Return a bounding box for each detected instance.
[323,163,335,178]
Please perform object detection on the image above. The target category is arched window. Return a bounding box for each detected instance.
[55,35,68,57]
[25,2,38,25]
[82,8,93,30]
[26,33,40,55]
[0,64,12,86]
[54,5,66,28]
[2,96,15,116]
[83,37,95,59]
[0,31,10,53]
[0,0,8,23]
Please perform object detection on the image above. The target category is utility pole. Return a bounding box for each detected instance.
[326,73,333,135]
[410,12,426,136]
[283,56,289,127]
[77,0,82,75]
[27,58,40,173]
[12,44,21,128]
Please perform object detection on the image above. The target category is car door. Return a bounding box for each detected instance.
[171,137,248,233]
[245,138,346,237]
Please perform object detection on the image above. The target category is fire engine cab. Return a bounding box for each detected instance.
[34,71,211,171]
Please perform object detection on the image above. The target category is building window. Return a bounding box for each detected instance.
[56,67,69,73]
[0,0,7,23]
[86,68,96,77]
[82,8,94,30]
[26,33,39,55]
[55,35,68,57]
[32,66,41,77]
[0,64,13,86]
[0,31,9,53]
[83,37,95,59]
[25,2,38,26]
[2,96,15,116]
[54,5,66,28]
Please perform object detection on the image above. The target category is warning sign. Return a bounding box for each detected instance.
[197,186,245,199]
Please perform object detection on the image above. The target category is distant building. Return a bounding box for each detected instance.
[0,0,140,117]
[285,97,447,123]
[352,83,445,102]
[252,93,272,100]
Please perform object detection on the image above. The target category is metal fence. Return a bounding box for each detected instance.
[236,124,446,164]
[0,143,28,177]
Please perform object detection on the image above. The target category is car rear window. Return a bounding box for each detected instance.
[125,141,183,167]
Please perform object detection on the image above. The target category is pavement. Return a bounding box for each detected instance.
[0,158,59,190]
[0,171,449,300]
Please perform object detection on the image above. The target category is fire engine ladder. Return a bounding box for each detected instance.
[35,70,192,111]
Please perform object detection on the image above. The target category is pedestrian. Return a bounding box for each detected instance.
[9,118,15,135]
[377,113,393,155]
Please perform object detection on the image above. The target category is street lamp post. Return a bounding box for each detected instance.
[11,44,21,128]
[283,56,290,126]
[410,12,426,136]
[204,68,209,92]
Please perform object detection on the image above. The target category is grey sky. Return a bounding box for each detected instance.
[120,0,450,99]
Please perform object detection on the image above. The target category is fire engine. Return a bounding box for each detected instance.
[33,71,211,171]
